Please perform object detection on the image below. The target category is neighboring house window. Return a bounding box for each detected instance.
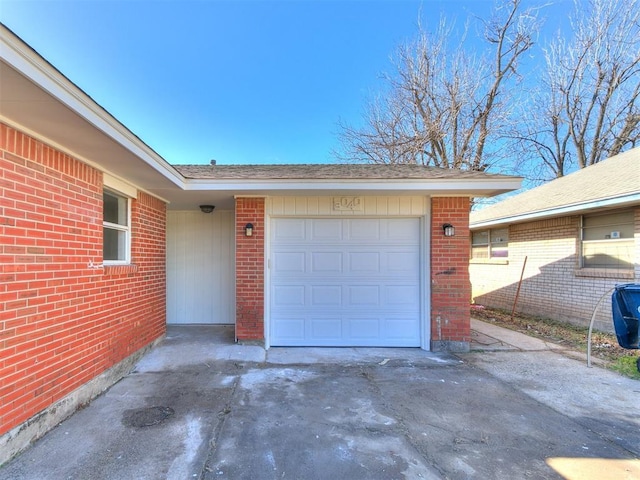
[103,190,130,263]
[581,209,634,269]
[471,228,508,259]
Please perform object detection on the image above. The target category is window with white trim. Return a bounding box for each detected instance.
[581,209,634,269]
[471,227,509,259]
[103,190,130,263]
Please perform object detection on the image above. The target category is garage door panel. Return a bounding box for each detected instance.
[272,317,305,341]
[348,285,380,305]
[273,285,305,306]
[349,252,380,272]
[270,217,422,347]
[387,218,421,240]
[310,317,343,339]
[311,285,342,305]
[273,316,420,347]
[348,219,381,241]
[387,251,420,273]
[274,252,306,272]
[385,285,420,306]
[348,318,380,339]
[311,252,343,272]
[274,218,306,242]
[310,219,342,241]
[384,316,421,340]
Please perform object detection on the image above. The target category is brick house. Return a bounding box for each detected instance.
[0,26,521,461]
[469,148,640,333]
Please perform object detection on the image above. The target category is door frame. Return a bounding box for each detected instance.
[264,209,431,350]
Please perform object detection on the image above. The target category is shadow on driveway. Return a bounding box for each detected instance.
[2,324,639,480]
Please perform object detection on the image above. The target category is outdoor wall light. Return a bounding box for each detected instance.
[199,205,215,214]
[442,223,455,237]
[244,223,254,237]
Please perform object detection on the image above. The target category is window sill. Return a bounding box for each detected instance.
[470,258,509,265]
[574,268,634,279]
[103,264,139,276]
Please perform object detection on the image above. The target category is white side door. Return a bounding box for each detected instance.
[166,210,235,324]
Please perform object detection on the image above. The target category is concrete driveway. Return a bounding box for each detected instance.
[2,322,639,480]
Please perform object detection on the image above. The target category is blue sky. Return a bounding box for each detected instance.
[1,0,571,165]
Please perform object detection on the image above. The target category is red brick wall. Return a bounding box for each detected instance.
[235,197,265,341]
[431,197,471,348]
[0,123,166,436]
[233,196,472,348]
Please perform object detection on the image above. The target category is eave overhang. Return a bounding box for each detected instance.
[183,177,522,196]
[0,24,184,199]
[470,193,640,229]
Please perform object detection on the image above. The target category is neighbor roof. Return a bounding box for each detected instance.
[175,163,516,181]
[470,148,640,228]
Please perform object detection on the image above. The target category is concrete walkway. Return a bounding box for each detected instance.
[471,317,569,352]
[2,321,639,480]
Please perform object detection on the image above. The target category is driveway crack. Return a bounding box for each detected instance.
[198,374,240,480]
[359,364,449,478]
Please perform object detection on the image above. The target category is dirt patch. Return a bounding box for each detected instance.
[471,306,639,365]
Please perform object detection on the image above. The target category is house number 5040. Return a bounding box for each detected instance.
[333,197,363,211]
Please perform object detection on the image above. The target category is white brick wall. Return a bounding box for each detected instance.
[470,207,640,332]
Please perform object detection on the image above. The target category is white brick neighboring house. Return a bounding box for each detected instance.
[469,148,640,333]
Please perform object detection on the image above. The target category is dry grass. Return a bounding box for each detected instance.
[471,307,640,378]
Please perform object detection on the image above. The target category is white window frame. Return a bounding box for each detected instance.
[103,189,131,265]
[471,227,509,259]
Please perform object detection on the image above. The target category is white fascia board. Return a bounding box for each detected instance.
[470,193,640,229]
[0,27,185,188]
[183,178,522,194]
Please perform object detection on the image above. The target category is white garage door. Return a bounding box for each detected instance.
[270,217,422,346]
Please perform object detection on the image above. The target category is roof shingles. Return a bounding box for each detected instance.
[174,163,517,181]
[470,148,640,226]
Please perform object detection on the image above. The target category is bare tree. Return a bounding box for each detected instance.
[335,0,541,171]
[515,0,640,180]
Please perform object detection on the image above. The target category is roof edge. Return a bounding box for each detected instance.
[183,177,523,196]
[470,192,640,229]
[0,24,186,188]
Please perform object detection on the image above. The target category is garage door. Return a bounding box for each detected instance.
[270,217,422,346]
